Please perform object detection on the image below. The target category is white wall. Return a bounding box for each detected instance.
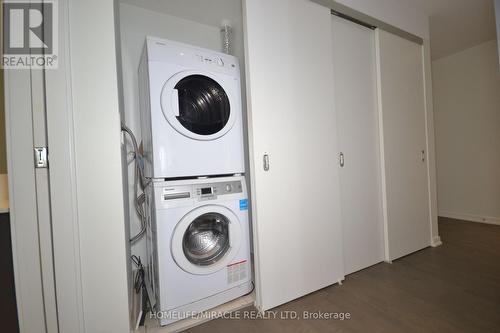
[433,40,500,225]
[118,2,247,258]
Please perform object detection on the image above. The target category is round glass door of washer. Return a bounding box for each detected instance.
[171,205,242,275]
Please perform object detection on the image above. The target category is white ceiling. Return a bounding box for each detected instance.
[121,0,497,61]
[120,0,243,29]
[410,0,497,60]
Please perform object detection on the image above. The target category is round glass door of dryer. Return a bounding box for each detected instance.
[175,75,230,135]
[171,205,242,275]
[161,71,238,141]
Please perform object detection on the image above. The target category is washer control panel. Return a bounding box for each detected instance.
[196,180,242,200]
[161,180,243,202]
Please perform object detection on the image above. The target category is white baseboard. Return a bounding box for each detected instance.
[439,211,500,226]
[431,235,442,247]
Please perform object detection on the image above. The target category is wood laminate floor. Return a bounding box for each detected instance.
[187,218,500,333]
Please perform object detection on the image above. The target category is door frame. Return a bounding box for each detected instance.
[4,54,49,333]
[6,0,131,332]
[43,0,85,331]
[4,0,85,331]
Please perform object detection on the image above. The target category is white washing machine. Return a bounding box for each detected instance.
[146,176,252,326]
[139,37,245,179]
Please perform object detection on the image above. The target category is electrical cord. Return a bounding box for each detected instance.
[131,255,145,293]
[131,255,153,313]
[121,122,151,243]
[244,281,255,297]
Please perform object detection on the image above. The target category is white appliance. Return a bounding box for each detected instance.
[139,37,245,179]
[146,176,252,326]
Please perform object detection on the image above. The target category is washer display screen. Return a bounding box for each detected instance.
[201,187,212,195]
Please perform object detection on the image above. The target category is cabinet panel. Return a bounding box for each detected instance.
[244,0,344,311]
[376,29,431,260]
[332,16,385,274]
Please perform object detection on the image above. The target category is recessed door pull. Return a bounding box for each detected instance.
[34,147,48,168]
[421,150,425,162]
[340,152,344,167]
[263,154,270,171]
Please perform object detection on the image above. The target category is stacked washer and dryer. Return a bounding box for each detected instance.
[139,37,252,326]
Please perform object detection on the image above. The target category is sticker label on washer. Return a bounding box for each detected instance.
[239,199,248,211]
[227,260,247,284]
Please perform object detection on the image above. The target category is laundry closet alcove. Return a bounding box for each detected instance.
[115,0,440,331]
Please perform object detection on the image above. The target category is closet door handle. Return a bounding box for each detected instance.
[340,152,344,167]
[263,154,270,171]
[421,150,425,162]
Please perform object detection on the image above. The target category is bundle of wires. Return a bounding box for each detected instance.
[121,123,151,244]
[131,255,146,294]
[131,255,153,315]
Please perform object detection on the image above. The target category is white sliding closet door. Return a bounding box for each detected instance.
[376,30,431,261]
[331,16,385,274]
[244,0,344,311]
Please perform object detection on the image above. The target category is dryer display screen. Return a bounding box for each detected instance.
[201,187,213,195]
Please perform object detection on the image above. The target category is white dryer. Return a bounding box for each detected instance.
[146,176,252,326]
[139,37,245,179]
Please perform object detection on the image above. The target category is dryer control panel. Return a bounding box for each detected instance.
[146,37,240,76]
